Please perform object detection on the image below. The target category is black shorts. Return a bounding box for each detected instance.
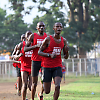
[16,66,21,77]
[43,67,62,82]
[31,61,41,77]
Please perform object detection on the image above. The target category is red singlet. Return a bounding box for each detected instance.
[13,57,21,68]
[62,65,66,72]
[43,35,64,68]
[21,41,33,74]
[31,33,47,61]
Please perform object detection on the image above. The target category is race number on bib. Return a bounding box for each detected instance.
[52,47,61,55]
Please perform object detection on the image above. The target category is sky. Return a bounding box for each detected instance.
[0,0,68,24]
[0,0,44,24]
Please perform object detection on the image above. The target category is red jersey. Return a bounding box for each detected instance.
[43,35,64,68]
[21,41,33,73]
[39,68,42,73]
[31,32,47,61]
[13,63,17,68]
[13,57,21,68]
[62,65,66,72]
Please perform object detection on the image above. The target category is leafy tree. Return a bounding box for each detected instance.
[4,14,28,53]
[0,8,28,53]
[1,0,29,53]
[89,0,100,42]
[33,0,100,58]
[29,2,66,35]
[7,0,100,58]
[0,8,7,52]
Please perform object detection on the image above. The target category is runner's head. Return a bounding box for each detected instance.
[21,34,25,42]
[53,22,63,35]
[36,21,45,34]
[25,30,32,40]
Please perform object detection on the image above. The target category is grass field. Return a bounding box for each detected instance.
[0,76,100,100]
[41,76,100,100]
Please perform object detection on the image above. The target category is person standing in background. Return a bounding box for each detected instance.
[62,62,66,83]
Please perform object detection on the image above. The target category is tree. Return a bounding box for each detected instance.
[31,0,100,58]
[0,8,28,53]
[29,2,66,35]
[1,0,29,53]
[0,8,7,52]
[4,13,28,53]
[7,0,100,58]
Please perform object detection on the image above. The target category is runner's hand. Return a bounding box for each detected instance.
[36,43,42,47]
[50,52,56,59]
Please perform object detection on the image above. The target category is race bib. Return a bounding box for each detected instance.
[25,50,33,57]
[37,39,44,44]
[52,47,61,55]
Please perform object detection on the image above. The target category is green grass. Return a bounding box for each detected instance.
[0,77,17,83]
[1,76,100,100]
[39,77,100,100]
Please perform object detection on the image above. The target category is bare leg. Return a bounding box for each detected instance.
[53,77,61,100]
[39,70,44,96]
[43,82,51,94]
[31,76,38,100]
[21,71,28,100]
[17,77,22,92]
[16,67,22,96]
[63,73,65,83]
[41,84,44,95]
[28,74,32,91]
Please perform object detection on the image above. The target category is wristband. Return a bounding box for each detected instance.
[47,53,50,57]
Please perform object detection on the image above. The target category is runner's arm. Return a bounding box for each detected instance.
[11,45,18,60]
[63,38,69,59]
[13,42,23,60]
[24,33,41,52]
[38,36,56,59]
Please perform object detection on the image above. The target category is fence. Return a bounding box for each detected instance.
[0,58,100,78]
[62,58,100,77]
[0,60,16,78]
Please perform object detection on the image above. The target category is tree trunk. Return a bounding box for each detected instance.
[83,0,89,29]
[79,47,86,58]
[67,0,75,22]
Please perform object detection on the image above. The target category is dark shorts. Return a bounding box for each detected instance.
[31,61,41,77]
[16,66,21,77]
[43,67,62,82]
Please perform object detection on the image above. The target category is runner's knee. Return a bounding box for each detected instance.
[44,86,50,94]
[28,84,31,91]
[32,83,37,88]
[23,83,27,90]
[45,89,50,94]
[55,85,60,91]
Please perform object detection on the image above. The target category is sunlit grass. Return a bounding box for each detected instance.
[0,77,17,83]
[37,77,100,100]
[1,76,100,100]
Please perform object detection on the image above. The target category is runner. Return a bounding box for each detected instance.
[38,22,69,100]
[11,34,25,96]
[37,67,44,99]
[24,21,48,100]
[14,30,33,100]
[62,62,66,83]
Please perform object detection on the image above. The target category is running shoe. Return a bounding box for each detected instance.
[37,92,43,100]
[40,80,43,84]
[14,83,17,89]
[18,90,21,96]
[53,80,55,84]
[26,97,28,100]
